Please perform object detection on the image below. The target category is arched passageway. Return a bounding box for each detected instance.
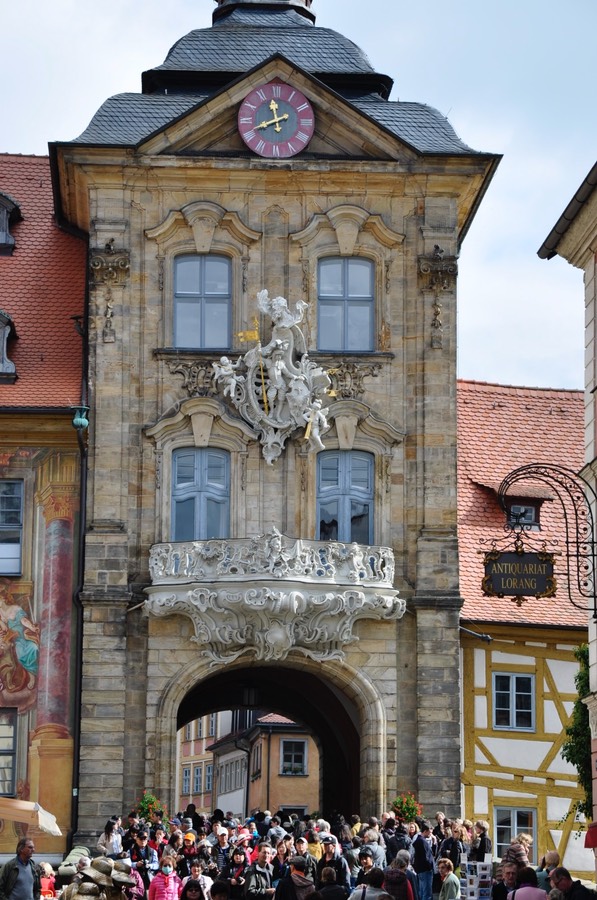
[177,665,360,817]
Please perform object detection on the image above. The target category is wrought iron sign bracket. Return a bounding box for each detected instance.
[495,463,597,619]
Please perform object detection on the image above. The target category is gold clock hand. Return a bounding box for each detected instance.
[255,113,289,131]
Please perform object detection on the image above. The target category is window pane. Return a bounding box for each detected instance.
[0,484,22,525]
[319,302,343,350]
[319,500,338,541]
[206,452,228,488]
[0,533,21,575]
[175,452,196,486]
[205,498,227,540]
[350,454,371,492]
[346,300,373,351]
[347,259,373,297]
[204,257,230,294]
[320,455,339,490]
[351,501,370,543]
[495,675,510,693]
[174,498,195,542]
[204,299,230,348]
[175,258,201,294]
[319,259,343,296]
[174,299,202,348]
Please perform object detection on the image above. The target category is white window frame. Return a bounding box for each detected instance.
[280,739,307,776]
[173,254,231,350]
[205,763,213,792]
[209,713,217,737]
[317,257,375,352]
[493,672,535,731]
[193,765,202,794]
[197,717,203,738]
[0,480,23,576]
[317,450,374,544]
[185,723,192,741]
[494,807,536,864]
[182,767,191,795]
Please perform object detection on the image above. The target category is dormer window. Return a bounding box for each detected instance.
[507,502,540,530]
[0,310,17,384]
[0,193,22,256]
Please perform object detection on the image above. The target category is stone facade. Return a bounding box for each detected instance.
[50,0,499,837]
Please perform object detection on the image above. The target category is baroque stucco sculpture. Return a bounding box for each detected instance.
[213,290,331,463]
[145,528,404,663]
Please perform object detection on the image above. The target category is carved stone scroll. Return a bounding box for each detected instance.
[145,528,404,663]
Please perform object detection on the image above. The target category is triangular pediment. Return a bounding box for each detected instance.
[138,56,418,162]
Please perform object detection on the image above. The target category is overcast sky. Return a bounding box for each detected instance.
[4,0,595,389]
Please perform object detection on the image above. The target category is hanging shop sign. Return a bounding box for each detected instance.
[482,550,556,598]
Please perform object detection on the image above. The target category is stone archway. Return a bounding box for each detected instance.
[151,652,388,817]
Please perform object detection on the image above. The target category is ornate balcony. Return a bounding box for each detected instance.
[145,527,404,663]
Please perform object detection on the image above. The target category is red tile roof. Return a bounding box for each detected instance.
[457,379,587,628]
[257,713,295,725]
[0,155,86,408]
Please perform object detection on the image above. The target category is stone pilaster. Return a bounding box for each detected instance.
[29,464,79,846]
[74,592,131,844]
[410,593,463,816]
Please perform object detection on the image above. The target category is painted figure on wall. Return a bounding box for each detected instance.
[0,595,39,712]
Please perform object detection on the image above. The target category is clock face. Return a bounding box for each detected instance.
[238,81,315,159]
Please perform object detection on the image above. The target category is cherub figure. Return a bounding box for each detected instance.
[213,355,245,402]
[303,398,329,452]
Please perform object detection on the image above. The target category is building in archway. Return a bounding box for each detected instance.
[47,0,500,844]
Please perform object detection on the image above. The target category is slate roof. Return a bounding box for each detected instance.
[72,90,477,156]
[69,3,481,156]
[0,155,86,408]
[72,93,208,146]
[457,379,587,629]
[156,8,376,76]
[353,100,476,154]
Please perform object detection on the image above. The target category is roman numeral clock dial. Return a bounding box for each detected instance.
[238,81,315,158]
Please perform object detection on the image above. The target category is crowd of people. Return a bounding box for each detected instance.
[0,807,593,900]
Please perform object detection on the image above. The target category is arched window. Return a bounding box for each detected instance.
[171,448,230,540]
[317,257,374,351]
[173,255,231,349]
[317,450,374,543]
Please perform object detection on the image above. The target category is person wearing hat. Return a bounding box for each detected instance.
[211,828,232,876]
[233,830,253,866]
[129,831,159,891]
[177,835,199,880]
[316,839,350,895]
[0,837,41,900]
[292,837,317,884]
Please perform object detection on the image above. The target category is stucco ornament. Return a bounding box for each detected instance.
[145,528,404,663]
[213,289,331,464]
